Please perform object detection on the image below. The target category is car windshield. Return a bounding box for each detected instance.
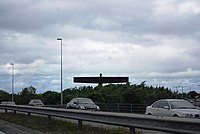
[78,99,94,104]
[32,100,42,103]
[170,100,196,109]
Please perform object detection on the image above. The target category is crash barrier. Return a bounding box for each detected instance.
[45,103,147,114]
[0,105,200,134]
[96,103,147,113]
[97,102,200,114]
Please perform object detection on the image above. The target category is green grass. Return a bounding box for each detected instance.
[0,113,142,134]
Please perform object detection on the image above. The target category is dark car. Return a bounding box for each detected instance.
[66,98,100,110]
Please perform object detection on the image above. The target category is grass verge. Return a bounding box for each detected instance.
[0,113,142,134]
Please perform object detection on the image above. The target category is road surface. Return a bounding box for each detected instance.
[0,119,43,134]
[0,109,172,134]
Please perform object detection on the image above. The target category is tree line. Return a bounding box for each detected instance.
[0,82,199,105]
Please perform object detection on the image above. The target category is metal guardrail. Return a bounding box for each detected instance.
[0,105,200,134]
[45,103,147,113]
[96,103,147,113]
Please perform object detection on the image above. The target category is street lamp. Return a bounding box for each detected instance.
[181,86,187,99]
[57,38,63,105]
[173,86,180,99]
[10,63,14,102]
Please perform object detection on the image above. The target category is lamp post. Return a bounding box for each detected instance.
[10,63,14,102]
[57,38,63,105]
[174,86,180,99]
[181,86,187,99]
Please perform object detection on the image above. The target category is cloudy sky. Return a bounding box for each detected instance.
[0,0,200,94]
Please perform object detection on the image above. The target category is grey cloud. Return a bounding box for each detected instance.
[0,0,200,93]
[1,0,198,37]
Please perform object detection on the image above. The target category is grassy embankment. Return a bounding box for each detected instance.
[0,113,142,134]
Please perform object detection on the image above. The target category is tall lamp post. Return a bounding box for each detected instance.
[174,86,180,99]
[10,63,14,102]
[181,86,187,99]
[57,38,63,105]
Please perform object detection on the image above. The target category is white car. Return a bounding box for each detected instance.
[1,101,16,105]
[29,99,44,107]
[145,99,200,118]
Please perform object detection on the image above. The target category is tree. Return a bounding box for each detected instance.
[188,91,198,99]
[0,90,10,102]
[15,86,37,105]
[42,91,60,105]
[122,88,140,103]
[2,83,178,105]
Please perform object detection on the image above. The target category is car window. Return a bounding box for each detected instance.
[33,100,41,103]
[170,100,196,109]
[152,101,161,108]
[71,99,78,104]
[30,99,42,103]
[153,100,169,109]
[159,101,169,108]
[74,99,78,104]
[78,99,94,104]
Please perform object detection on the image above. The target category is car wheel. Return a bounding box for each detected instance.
[173,114,178,117]
[78,106,82,110]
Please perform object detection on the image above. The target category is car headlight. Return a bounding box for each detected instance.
[79,106,86,110]
[96,106,100,110]
[184,113,193,117]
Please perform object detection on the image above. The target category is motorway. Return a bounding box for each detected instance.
[0,109,43,134]
[0,119,43,134]
[54,115,171,134]
[80,120,171,134]
[0,118,171,134]
[0,109,171,134]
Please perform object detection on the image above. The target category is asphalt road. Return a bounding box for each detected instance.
[0,109,43,134]
[0,109,172,134]
[0,119,43,134]
[0,115,171,134]
[53,116,172,134]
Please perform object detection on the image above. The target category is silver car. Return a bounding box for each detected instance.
[1,101,16,105]
[29,99,44,107]
[66,98,100,110]
[145,99,200,118]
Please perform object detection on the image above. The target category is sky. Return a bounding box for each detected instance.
[0,0,200,94]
